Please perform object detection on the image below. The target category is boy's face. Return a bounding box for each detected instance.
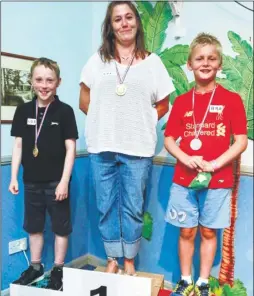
[187,44,222,84]
[31,65,61,103]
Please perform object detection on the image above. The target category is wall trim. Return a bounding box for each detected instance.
[2,150,253,176]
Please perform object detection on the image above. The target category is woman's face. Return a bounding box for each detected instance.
[111,4,138,45]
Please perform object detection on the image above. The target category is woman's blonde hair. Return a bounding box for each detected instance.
[188,33,223,64]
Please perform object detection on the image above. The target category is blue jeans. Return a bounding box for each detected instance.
[90,152,152,259]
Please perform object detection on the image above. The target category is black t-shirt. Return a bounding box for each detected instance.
[11,96,79,183]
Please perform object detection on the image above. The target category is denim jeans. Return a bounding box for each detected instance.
[90,152,152,259]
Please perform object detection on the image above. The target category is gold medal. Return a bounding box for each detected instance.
[33,145,39,157]
[116,84,127,96]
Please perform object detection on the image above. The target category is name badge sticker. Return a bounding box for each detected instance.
[27,118,36,125]
[209,105,224,113]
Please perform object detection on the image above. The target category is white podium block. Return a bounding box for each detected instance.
[10,267,155,296]
[95,266,164,296]
[63,267,152,296]
[10,283,63,296]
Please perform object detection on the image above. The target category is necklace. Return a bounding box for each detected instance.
[121,56,130,61]
[33,100,51,157]
[190,85,217,150]
[115,51,135,96]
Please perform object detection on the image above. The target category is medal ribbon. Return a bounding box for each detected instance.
[114,52,135,85]
[192,86,217,139]
[35,100,51,147]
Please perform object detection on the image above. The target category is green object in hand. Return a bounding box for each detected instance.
[188,172,212,190]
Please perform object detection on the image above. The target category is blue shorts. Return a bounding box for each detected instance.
[165,183,232,229]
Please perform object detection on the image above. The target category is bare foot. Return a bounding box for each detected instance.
[124,258,136,276]
[105,258,118,273]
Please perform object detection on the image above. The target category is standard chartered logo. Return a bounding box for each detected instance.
[216,123,226,137]
[183,122,226,137]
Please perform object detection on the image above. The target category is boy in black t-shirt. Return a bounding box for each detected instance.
[9,57,78,291]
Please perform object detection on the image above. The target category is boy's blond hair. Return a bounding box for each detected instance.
[30,57,60,80]
[188,33,223,64]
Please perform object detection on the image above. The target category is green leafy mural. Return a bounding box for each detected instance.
[209,276,247,296]
[219,31,253,140]
[142,211,153,241]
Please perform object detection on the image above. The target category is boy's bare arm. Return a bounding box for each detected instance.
[164,136,204,170]
[9,137,22,194]
[203,134,248,172]
[79,83,90,115]
[55,139,76,201]
[155,96,170,120]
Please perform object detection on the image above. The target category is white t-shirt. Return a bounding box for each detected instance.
[80,52,174,157]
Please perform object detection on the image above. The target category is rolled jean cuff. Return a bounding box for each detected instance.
[123,238,141,259]
[104,241,124,258]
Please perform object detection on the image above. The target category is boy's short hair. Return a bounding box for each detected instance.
[30,57,60,80]
[188,33,223,64]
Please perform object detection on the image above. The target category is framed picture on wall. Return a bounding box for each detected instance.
[1,52,36,124]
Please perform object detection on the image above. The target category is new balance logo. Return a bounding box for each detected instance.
[184,111,193,117]
[216,123,226,136]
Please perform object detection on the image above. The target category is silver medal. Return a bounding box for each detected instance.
[190,138,202,150]
[116,84,127,96]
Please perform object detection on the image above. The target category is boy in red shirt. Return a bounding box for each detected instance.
[164,33,247,296]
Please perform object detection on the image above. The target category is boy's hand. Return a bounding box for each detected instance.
[201,160,215,172]
[9,180,19,195]
[183,155,204,171]
[55,181,69,201]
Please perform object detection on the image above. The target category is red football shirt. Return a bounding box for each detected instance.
[164,84,247,188]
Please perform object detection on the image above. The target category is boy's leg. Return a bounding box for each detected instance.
[45,181,72,290]
[13,183,46,285]
[199,226,217,279]
[195,188,232,295]
[29,233,44,264]
[165,183,199,295]
[179,227,198,276]
[54,234,68,265]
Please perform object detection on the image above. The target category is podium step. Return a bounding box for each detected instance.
[95,266,164,296]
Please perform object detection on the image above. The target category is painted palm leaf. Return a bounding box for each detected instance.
[216,78,237,93]
[160,45,189,66]
[165,63,190,95]
[160,45,191,99]
[142,211,153,241]
[220,31,253,140]
[222,55,243,84]
[223,280,247,296]
[227,31,253,62]
[239,64,253,139]
[145,2,173,54]
[135,1,153,35]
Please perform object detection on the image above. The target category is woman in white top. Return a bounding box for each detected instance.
[79,1,173,275]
